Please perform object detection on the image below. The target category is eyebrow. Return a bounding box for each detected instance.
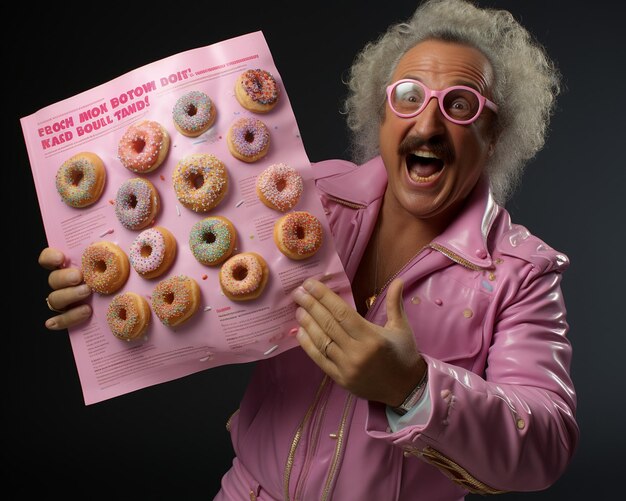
[399,76,483,93]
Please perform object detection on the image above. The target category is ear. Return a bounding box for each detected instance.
[487,125,501,157]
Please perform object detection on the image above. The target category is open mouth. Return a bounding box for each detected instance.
[406,150,444,182]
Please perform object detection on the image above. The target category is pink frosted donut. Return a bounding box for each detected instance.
[118,120,170,173]
[129,226,177,279]
[256,163,304,212]
[273,211,324,260]
[226,117,270,163]
[114,178,160,230]
[219,252,269,301]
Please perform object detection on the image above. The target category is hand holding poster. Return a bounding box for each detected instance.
[20,31,353,405]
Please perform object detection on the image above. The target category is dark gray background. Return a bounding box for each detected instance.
[8,1,623,499]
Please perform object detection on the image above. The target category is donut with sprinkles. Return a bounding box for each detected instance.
[172,153,229,212]
[114,177,160,230]
[219,252,269,301]
[172,90,217,137]
[56,152,106,208]
[256,163,303,212]
[106,292,151,341]
[151,275,201,327]
[189,216,237,266]
[81,241,130,294]
[274,211,324,260]
[129,226,177,279]
[118,120,170,173]
[227,117,270,163]
[235,68,280,113]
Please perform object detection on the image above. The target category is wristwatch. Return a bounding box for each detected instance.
[391,371,428,416]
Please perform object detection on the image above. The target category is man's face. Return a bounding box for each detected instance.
[379,39,497,223]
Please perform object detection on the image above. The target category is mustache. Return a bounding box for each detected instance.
[398,135,455,163]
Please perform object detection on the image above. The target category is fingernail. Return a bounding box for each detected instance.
[78,304,92,317]
[51,251,64,266]
[303,280,314,292]
[292,286,307,301]
[288,327,299,337]
[295,307,305,321]
[77,284,92,297]
[45,319,57,329]
[67,270,81,284]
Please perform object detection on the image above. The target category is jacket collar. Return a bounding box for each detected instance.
[316,156,499,269]
[430,175,498,269]
[316,156,387,207]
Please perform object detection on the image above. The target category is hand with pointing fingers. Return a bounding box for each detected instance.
[291,277,427,407]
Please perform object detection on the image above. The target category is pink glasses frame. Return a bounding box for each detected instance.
[385,78,498,125]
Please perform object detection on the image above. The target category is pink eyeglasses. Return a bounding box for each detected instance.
[386,79,498,125]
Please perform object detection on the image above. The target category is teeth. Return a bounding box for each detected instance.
[409,170,440,182]
[412,150,440,159]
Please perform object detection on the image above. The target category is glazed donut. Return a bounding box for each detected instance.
[274,211,324,260]
[189,216,236,266]
[235,69,280,113]
[117,120,170,173]
[227,117,270,163]
[106,292,151,341]
[172,153,229,212]
[219,252,269,301]
[172,90,217,137]
[129,226,177,279]
[114,177,160,230]
[256,163,304,212]
[151,275,201,327]
[81,241,130,294]
[55,152,106,208]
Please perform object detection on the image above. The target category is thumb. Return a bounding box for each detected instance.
[385,278,409,329]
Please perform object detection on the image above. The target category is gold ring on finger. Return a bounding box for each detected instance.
[46,296,65,313]
[322,338,334,358]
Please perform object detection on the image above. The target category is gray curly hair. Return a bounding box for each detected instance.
[343,0,561,204]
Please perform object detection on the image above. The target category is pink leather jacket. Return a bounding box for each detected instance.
[219,157,579,501]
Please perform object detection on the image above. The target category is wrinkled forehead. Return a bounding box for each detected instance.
[393,39,494,94]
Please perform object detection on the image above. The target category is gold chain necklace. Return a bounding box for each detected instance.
[365,219,380,310]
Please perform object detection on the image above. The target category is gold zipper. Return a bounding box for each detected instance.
[420,446,506,494]
[321,393,355,501]
[367,245,428,312]
[283,376,330,500]
[225,408,240,432]
[429,242,486,271]
[293,388,332,500]
[367,243,488,311]
[324,194,367,210]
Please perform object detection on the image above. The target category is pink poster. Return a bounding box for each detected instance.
[20,31,353,405]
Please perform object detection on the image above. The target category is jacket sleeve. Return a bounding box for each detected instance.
[366,257,579,494]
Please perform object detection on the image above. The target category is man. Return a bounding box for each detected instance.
[40,1,578,499]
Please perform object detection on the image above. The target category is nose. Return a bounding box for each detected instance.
[409,97,446,138]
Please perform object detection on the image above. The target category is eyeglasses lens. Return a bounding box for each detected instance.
[442,89,480,121]
[392,81,425,114]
